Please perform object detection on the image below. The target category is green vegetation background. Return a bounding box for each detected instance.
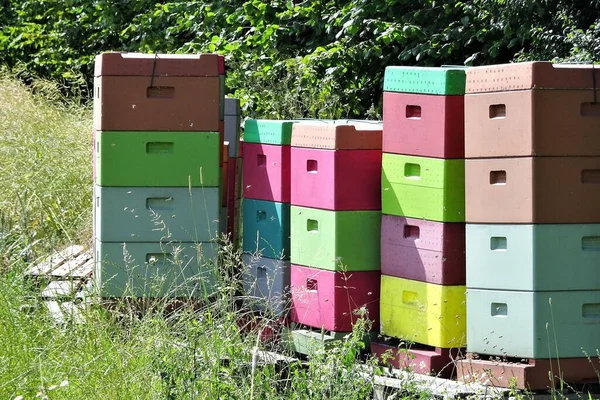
[2,0,600,119]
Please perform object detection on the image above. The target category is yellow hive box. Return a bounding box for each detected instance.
[380,275,466,348]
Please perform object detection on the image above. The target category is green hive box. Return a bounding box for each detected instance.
[381,153,465,222]
[290,206,380,271]
[95,131,220,187]
[281,323,376,356]
[95,186,220,243]
[243,119,296,145]
[383,66,466,95]
[95,241,218,298]
[467,288,600,359]
[467,223,600,291]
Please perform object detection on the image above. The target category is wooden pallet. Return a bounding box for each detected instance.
[26,244,94,323]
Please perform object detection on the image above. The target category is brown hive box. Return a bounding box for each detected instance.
[465,88,600,157]
[93,52,220,132]
[465,61,600,93]
[290,120,382,149]
[465,156,600,224]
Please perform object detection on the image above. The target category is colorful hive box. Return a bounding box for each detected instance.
[95,186,220,242]
[242,254,291,315]
[383,66,466,95]
[95,131,220,187]
[381,215,465,285]
[465,156,600,224]
[380,275,466,348]
[290,206,380,271]
[465,89,600,158]
[224,97,241,157]
[467,288,600,359]
[290,121,382,150]
[243,119,295,145]
[282,323,377,356]
[95,241,218,298]
[290,147,382,210]
[467,224,600,291]
[242,199,290,260]
[94,52,220,132]
[242,143,291,202]
[383,92,464,158]
[381,153,465,222]
[290,264,380,332]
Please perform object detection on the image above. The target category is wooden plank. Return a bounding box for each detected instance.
[41,280,81,299]
[28,245,84,276]
[68,257,94,279]
[44,301,83,324]
[50,251,92,279]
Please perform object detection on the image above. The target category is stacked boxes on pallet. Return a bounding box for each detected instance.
[93,52,223,298]
[374,66,467,377]
[241,120,293,315]
[287,121,382,355]
[457,62,600,390]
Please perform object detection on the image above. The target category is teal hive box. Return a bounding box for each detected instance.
[95,131,220,187]
[467,224,600,291]
[242,199,291,260]
[290,206,380,271]
[95,186,220,243]
[467,288,600,359]
[95,241,218,298]
[381,153,465,222]
[383,66,466,95]
[243,119,296,145]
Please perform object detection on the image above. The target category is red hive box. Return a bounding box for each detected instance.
[383,92,464,159]
[290,264,380,332]
[466,156,600,224]
[465,61,600,158]
[290,122,382,210]
[93,52,220,132]
[380,215,465,285]
[242,142,291,202]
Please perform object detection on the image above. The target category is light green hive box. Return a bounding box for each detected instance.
[383,66,466,95]
[290,206,381,271]
[467,288,600,359]
[95,131,220,187]
[95,241,218,298]
[243,119,296,145]
[281,323,376,356]
[95,186,220,243]
[381,153,465,222]
[467,224,600,291]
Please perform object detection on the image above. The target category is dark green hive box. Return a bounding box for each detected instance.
[383,66,466,95]
[243,119,296,145]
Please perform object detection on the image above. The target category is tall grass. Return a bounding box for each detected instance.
[0,70,93,271]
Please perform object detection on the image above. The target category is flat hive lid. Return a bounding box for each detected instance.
[384,66,466,95]
[94,52,220,77]
[466,61,600,93]
[291,120,382,149]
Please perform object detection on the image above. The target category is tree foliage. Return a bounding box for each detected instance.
[2,0,600,118]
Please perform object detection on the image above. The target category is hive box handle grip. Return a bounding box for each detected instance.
[146,142,174,154]
[146,197,174,210]
[403,225,420,239]
[491,302,508,317]
[307,159,318,173]
[306,279,318,291]
[402,290,418,305]
[307,219,318,233]
[489,104,506,119]
[146,253,173,264]
[582,303,600,318]
[490,170,507,185]
[256,210,267,221]
[404,163,421,179]
[256,265,267,278]
[582,169,600,184]
[582,236,600,251]
[147,86,175,99]
[406,105,422,119]
[257,154,266,167]
[581,102,600,117]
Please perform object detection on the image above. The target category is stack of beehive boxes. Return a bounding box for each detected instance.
[93,52,223,299]
[241,120,294,315]
[375,66,467,376]
[222,98,242,244]
[286,121,382,354]
[457,62,600,390]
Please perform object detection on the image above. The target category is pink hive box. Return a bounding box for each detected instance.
[290,264,380,332]
[383,92,464,159]
[242,142,290,202]
[381,215,465,285]
[290,122,382,210]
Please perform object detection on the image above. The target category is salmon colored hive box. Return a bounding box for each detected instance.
[383,92,464,159]
[242,142,291,202]
[381,215,465,285]
[381,153,465,222]
[380,275,466,349]
[290,147,382,211]
[290,264,380,332]
[465,156,600,224]
[290,122,382,150]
